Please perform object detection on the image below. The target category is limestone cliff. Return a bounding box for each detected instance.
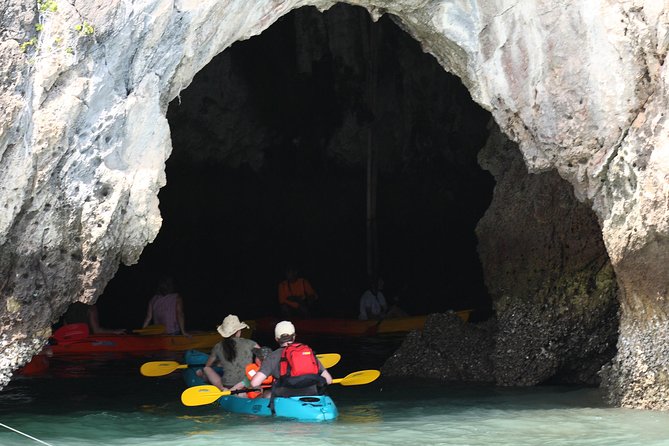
[383,123,619,387]
[0,0,667,409]
[477,122,619,387]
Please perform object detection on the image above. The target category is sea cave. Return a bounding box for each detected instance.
[1,0,668,411]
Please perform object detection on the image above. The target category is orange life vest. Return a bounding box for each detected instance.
[245,363,273,399]
[278,278,315,308]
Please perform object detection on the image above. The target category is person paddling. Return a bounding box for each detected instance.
[201,315,259,391]
[227,346,274,398]
[250,320,332,398]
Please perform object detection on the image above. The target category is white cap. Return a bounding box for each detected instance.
[274,320,296,339]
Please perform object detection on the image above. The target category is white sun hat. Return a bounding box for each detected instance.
[217,314,249,338]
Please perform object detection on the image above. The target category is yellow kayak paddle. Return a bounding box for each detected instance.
[180,369,381,406]
[181,385,254,406]
[331,369,381,385]
[140,353,342,377]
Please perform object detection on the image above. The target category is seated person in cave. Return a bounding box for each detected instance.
[385,294,409,318]
[227,346,274,399]
[142,276,189,336]
[198,314,260,392]
[384,282,409,318]
[278,265,318,319]
[61,302,126,334]
[358,277,388,320]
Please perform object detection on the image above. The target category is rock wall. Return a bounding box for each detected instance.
[382,123,619,387]
[382,312,496,382]
[477,122,619,386]
[0,0,668,408]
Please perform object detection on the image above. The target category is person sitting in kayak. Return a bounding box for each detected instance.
[358,277,388,320]
[278,266,318,319]
[250,320,332,398]
[200,314,260,392]
[227,346,274,398]
[142,276,188,336]
[61,302,125,334]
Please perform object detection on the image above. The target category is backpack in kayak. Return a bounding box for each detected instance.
[280,343,319,377]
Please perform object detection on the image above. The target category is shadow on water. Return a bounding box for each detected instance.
[2,336,669,446]
[0,333,403,416]
[1,334,606,415]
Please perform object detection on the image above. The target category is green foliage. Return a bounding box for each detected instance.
[20,37,37,53]
[38,0,57,12]
[23,0,94,60]
[74,22,94,36]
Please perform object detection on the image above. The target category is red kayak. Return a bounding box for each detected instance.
[49,324,223,355]
[17,354,50,376]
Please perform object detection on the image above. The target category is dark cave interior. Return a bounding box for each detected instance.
[99,4,495,330]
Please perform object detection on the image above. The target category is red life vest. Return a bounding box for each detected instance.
[280,343,319,377]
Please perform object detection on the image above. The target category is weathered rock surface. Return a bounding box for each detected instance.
[477,123,620,386]
[384,123,619,387]
[382,312,496,382]
[0,0,667,409]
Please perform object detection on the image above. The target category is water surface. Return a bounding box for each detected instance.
[1,339,668,446]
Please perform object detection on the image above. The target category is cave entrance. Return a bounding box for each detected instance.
[101,4,495,330]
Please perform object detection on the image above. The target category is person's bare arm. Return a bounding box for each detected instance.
[250,371,268,388]
[88,306,103,333]
[203,364,226,391]
[320,368,333,384]
[304,279,318,300]
[204,352,217,368]
[142,301,153,328]
[176,295,189,336]
[229,381,246,391]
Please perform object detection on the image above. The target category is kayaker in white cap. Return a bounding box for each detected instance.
[200,314,259,391]
[249,320,332,398]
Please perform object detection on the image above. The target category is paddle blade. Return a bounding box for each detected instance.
[333,369,381,386]
[181,385,232,406]
[140,361,186,377]
[316,353,341,369]
[133,325,166,335]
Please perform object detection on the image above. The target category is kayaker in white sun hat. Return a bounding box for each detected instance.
[200,314,259,391]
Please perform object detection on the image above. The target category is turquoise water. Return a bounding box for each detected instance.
[2,343,669,446]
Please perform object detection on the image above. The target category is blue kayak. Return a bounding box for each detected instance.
[182,349,339,421]
[219,394,338,421]
[181,350,218,387]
